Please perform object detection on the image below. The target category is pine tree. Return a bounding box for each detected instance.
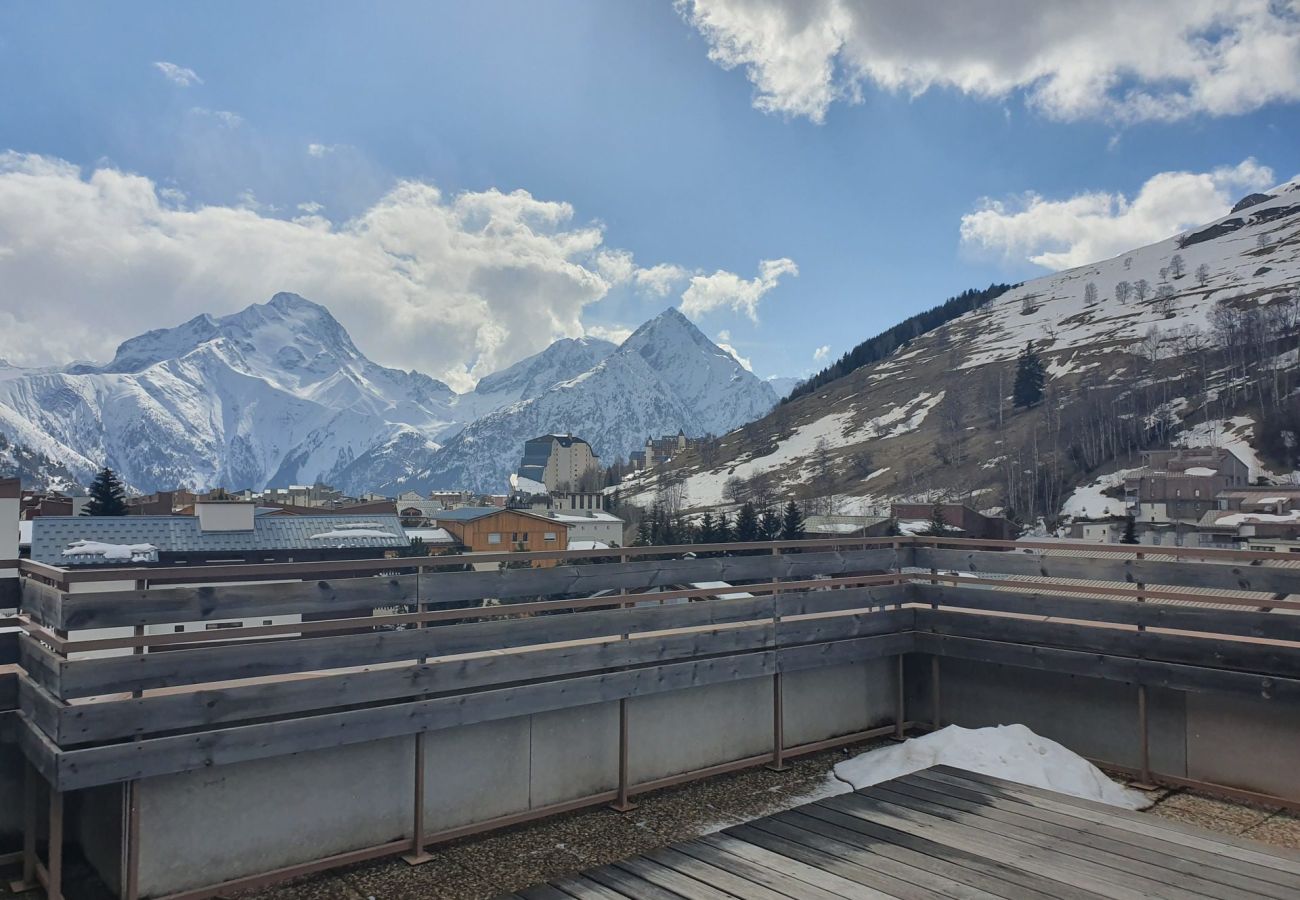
[83,467,128,516]
[734,502,760,542]
[1012,342,1045,409]
[758,507,782,541]
[924,502,949,537]
[715,512,733,544]
[1120,515,1139,545]
[698,511,717,545]
[780,500,805,541]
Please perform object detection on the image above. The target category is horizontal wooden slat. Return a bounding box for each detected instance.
[55,595,782,698]
[53,548,902,629]
[915,547,1300,596]
[915,633,1300,701]
[50,625,779,745]
[912,583,1300,641]
[916,609,1300,678]
[777,633,915,673]
[18,578,62,628]
[53,652,780,790]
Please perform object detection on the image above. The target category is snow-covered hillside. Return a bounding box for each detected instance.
[0,298,777,494]
[621,178,1300,513]
[359,309,778,493]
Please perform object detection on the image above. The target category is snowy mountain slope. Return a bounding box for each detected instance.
[447,336,616,428]
[0,293,462,492]
[1,297,779,495]
[620,178,1300,514]
[357,309,778,493]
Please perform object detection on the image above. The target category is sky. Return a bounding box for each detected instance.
[1,0,1298,390]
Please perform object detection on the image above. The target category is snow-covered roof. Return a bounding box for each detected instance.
[542,510,623,523]
[567,540,610,551]
[403,527,454,544]
[30,513,410,566]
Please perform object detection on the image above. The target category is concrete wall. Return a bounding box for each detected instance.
[783,658,897,746]
[627,676,772,782]
[1186,692,1300,799]
[907,655,1188,776]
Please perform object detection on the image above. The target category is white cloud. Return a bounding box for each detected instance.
[813,344,830,362]
[584,324,635,345]
[307,143,337,158]
[153,61,203,87]
[716,338,754,371]
[959,158,1276,271]
[0,152,784,392]
[296,200,324,215]
[677,0,1300,124]
[680,257,798,321]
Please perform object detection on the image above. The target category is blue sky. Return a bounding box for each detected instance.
[1,1,1298,387]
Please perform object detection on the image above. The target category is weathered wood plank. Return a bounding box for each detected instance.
[915,547,1300,596]
[877,778,1271,900]
[54,625,778,744]
[914,583,1300,641]
[18,578,62,627]
[18,633,61,696]
[16,675,60,742]
[778,584,909,617]
[916,609,1300,679]
[55,595,782,698]
[778,610,908,646]
[914,632,1300,701]
[55,549,902,629]
[671,838,851,900]
[776,633,914,673]
[54,653,779,790]
[643,847,797,900]
[0,670,15,712]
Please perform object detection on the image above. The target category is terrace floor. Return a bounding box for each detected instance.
[510,766,1300,900]
[4,739,1300,899]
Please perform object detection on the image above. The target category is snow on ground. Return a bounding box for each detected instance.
[1060,468,1137,519]
[827,724,1150,810]
[954,179,1300,372]
[1174,416,1264,479]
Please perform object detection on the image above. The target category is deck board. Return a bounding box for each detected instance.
[512,766,1300,899]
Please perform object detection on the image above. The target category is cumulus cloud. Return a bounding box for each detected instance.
[715,333,754,371]
[813,344,830,362]
[0,153,781,391]
[584,324,635,345]
[307,143,337,157]
[680,257,798,321]
[677,0,1300,124]
[959,159,1276,271]
[153,61,202,87]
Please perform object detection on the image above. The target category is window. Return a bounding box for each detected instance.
[544,532,557,541]
[173,625,185,633]
[263,620,272,626]
[487,533,502,545]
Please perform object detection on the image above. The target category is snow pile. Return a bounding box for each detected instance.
[1060,468,1136,519]
[61,540,158,561]
[831,724,1150,810]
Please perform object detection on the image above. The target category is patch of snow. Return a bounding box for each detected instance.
[829,724,1150,810]
[61,540,157,561]
[1060,469,1135,519]
[1183,466,1218,476]
[567,540,611,550]
[403,527,454,543]
[1174,417,1263,479]
[308,529,399,540]
[1213,511,1300,526]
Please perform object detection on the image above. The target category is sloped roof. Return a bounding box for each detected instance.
[31,513,409,565]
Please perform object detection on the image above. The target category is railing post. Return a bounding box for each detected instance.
[610,698,637,812]
[1134,684,1156,790]
[123,780,140,900]
[47,786,64,900]
[891,654,906,742]
[766,590,788,772]
[931,656,942,731]
[7,760,37,894]
[402,732,433,864]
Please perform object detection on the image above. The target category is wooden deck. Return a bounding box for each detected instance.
[512,766,1300,899]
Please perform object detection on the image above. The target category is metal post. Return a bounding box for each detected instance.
[123,781,141,900]
[1133,685,1156,790]
[402,733,433,865]
[47,788,63,900]
[609,698,637,812]
[7,761,37,893]
[891,655,907,742]
[766,672,789,771]
[931,656,942,731]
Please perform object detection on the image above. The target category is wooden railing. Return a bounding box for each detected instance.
[8,535,1300,900]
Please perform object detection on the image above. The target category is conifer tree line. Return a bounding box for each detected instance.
[634,499,804,546]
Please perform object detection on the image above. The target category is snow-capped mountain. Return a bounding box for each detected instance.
[618,178,1300,513]
[348,309,778,493]
[0,297,778,494]
[0,293,461,492]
